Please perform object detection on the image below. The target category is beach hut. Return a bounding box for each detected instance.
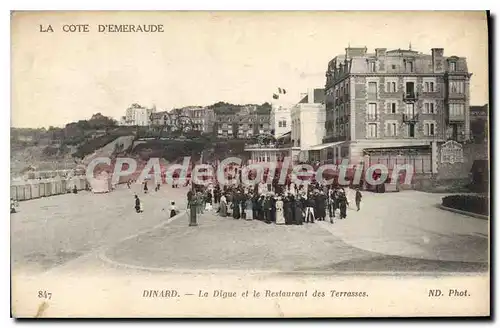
[89,171,112,193]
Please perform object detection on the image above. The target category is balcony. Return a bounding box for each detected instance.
[403,91,418,102]
[402,113,419,123]
[448,114,465,122]
[447,92,467,100]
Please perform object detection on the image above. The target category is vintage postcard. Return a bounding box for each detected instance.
[10,11,490,318]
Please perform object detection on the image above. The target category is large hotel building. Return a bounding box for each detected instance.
[320,46,471,173]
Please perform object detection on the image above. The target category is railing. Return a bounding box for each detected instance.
[245,143,278,149]
[403,92,418,102]
[448,114,465,122]
[402,113,419,123]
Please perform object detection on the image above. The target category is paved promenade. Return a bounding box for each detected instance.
[11,186,488,276]
[103,190,488,274]
[323,189,489,263]
[11,184,189,274]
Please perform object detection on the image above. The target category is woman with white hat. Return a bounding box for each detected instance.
[275,195,285,225]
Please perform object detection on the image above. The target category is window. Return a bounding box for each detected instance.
[388,102,397,114]
[449,81,465,94]
[282,120,287,127]
[367,123,378,138]
[406,61,414,72]
[449,103,465,117]
[405,81,415,95]
[368,103,377,119]
[387,122,397,136]
[386,81,396,93]
[391,64,396,69]
[340,124,344,136]
[424,122,436,136]
[424,102,436,114]
[278,121,283,128]
[368,82,377,98]
[369,61,376,72]
[406,103,415,115]
[449,61,457,72]
[408,123,415,138]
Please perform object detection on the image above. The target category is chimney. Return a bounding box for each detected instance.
[308,88,314,104]
[345,46,368,58]
[375,48,387,57]
[431,48,444,72]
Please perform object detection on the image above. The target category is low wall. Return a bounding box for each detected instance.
[10,176,87,201]
[437,142,488,180]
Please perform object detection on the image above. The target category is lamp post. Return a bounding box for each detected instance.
[189,178,198,226]
[189,154,199,227]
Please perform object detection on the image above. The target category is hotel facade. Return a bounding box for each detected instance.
[321,46,471,173]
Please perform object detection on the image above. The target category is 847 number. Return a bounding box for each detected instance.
[38,290,52,300]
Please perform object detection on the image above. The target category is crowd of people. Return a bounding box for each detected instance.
[186,181,362,225]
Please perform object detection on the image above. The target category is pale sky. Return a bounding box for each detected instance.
[11,11,488,128]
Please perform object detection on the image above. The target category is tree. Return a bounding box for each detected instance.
[88,113,117,129]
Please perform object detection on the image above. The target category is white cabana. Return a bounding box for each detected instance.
[89,171,112,194]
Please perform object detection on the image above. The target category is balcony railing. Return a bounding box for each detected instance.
[403,91,418,102]
[448,114,465,122]
[402,113,419,123]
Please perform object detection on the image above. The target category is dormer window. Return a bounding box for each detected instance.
[449,61,457,72]
[369,61,376,73]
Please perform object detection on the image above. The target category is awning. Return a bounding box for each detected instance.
[307,141,345,151]
[276,131,291,140]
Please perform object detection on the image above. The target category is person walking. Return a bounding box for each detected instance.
[355,187,362,211]
[134,195,142,213]
[143,181,148,194]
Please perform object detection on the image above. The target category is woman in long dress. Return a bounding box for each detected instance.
[232,192,241,219]
[284,194,293,225]
[293,195,303,225]
[275,196,285,225]
[205,191,213,211]
[219,194,227,217]
[245,195,253,220]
